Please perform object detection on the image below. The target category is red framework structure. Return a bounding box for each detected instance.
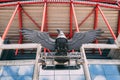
[0,0,119,55]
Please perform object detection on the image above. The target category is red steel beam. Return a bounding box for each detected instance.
[0,1,119,10]
[69,0,73,38]
[22,9,40,29]
[41,1,47,32]
[93,5,102,55]
[73,1,120,10]
[98,6,117,40]
[2,4,19,40]
[44,0,48,32]
[15,4,23,55]
[89,0,116,4]
[71,1,79,32]
[18,5,23,45]
[41,1,47,53]
[94,5,98,29]
[117,11,120,36]
[78,8,95,28]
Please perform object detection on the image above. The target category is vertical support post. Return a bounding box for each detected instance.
[41,1,47,32]
[93,5,98,29]
[117,11,120,36]
[71,0,79,32]
[2,5,19,40]
[81,46,91,80]
[98,6,117,40]
[41,0,47,53]
[44,0,48,32]
[69,0,73,38]
[15,4,23,55]
[33,44,41,80]
[94,5,102,55]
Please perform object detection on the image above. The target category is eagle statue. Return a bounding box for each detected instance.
[20,29,103,63]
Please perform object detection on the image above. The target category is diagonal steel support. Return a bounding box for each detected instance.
[22,9,40,29]
[78,8,95,28]
[71,1,79,32]
[98,6,117,40]
[1,4,19,57]
[2,5,19,40]
[41,2,47,32]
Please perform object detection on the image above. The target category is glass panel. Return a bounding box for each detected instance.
[106,75,120,80]
[70,75,85,80]
[0,66,3,77]
[18,65,34,76]
[1,76,17,80]
[39,76,54,80]
[0,65,34,80]
[89,64,120,80]
[55,75,69,80]
[102,65,120,75]
[17,76,33,80]
[89,64,104,75]
[2,66,19,76]
[90,74,106,80]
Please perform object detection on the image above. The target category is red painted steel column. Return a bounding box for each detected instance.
[94,5,98,29]
[69,0,73,38]
[71,1,79,32]
[98,6,117,40]
[15,3,23,55]
[41,1,47,32]
[41,0,47,53]
[44,0,48,32]
[117,11,120,36]
[2,5,19,40]
[94,5,102,55]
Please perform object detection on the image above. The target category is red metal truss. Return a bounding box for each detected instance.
[88,0,117,4]
[78,8,95,28]
[22,10,41,29]
[0,0,19,2]
[41,1,47,32]
[69,0,73,38]
[0,0,120,55]
[93,5,102,55]
[117,11,120,36]
[15,4,23,55]
[71,1,79,32]
[41,1,48,53]
[2,4,19,40]
[98,6,117,40]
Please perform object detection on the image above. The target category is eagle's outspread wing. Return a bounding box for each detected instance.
[20,29,55,50]
[68,29,103,50]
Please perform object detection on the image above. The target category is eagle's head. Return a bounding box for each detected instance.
[57,29,67,38]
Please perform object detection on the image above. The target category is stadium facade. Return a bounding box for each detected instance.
[0,0,120,80]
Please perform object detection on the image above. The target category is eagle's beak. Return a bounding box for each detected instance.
[57,29,60,33]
